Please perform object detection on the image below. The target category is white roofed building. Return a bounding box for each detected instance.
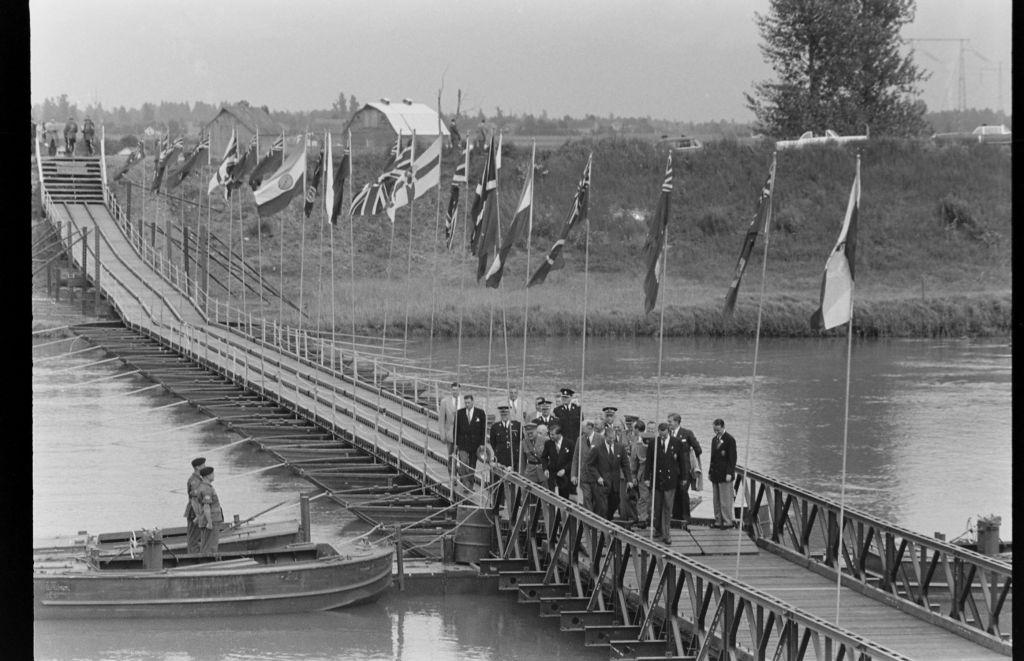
[345,98,450,153]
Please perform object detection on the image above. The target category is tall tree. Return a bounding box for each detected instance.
[745,0,928,138]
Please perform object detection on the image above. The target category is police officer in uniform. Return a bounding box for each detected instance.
[553,387,582,446]
[521,422,545,484]
[195,466,225,555]
[489,405,521,470]
[184,457,206,554]
[532,398,559,429]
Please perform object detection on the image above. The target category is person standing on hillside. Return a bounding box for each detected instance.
[195,466,224,555]
[63,116,78,155]
[184,457,206,553]
[708,418,738,529]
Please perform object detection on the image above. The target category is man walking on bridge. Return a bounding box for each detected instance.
[63,116,78,156]
[645,423,687,544]
[438,382,463,458]
[709,418,738,529]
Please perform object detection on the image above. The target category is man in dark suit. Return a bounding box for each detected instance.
[456,394,487,471]
[553,387,582,445]
[644,422,688,544]
[489,405,521,470]
[585,423,633,521]
[668,412,701,524]
[570,420,600,511]
[708,418,738,529]
[532,398,560,429]
[541,423,574,498]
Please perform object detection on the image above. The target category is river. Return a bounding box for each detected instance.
[32,334,1010,660]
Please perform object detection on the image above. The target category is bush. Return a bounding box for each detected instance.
[937,194,984,240]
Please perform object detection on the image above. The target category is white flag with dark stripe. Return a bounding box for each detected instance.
[810,161,860,330]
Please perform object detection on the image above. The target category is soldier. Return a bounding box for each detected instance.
[570,420,600,511]
[63,116,79,155]
[195,466,224,555]
[553,387,582,445]
[82,117,96,155]
[532,398,559,429]
[644,422,688,544]
[521,422,546,485]
[184,457,206,553]
[600,406,621,433]
[668,412,701,525]
[489,405,521,470]
[627,420,651,530]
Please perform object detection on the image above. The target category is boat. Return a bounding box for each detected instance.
[34,518,304,558]
[34,539,394,619]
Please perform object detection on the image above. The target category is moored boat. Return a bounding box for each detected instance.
[34,540,394,619]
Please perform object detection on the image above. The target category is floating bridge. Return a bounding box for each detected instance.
[34,150,1011,660]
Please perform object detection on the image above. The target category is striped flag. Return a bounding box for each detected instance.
[484,151,534,288]
[228,134,260,191]
[528,153,592,288]
[468,135,499,281]
[350,137,413,219]
[323,132,334,219]
[208,128,239,200]
[248,135,284,191]
[167,133,209,190]
[150,135,183,192]
[723,158,776,316]
[303,142,325,218]
[113,140,145,182]
[254,139,307,218]
[641,153,673,314]
[810,161,860,330]
[389,136,443,212]
[445,142,471,249]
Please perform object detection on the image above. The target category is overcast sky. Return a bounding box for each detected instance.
[30,0,1012,121]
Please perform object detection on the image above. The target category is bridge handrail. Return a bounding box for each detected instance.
[497,469,916,661]
[738,466,1012,649]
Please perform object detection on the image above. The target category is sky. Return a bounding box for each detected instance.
[29,0,1012,121]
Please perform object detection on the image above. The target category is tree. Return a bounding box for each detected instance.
[332,91,347,119]
[348,95,359,114]
[745,0,929,138]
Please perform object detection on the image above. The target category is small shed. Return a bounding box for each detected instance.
[344,99,450,153]
[203,102,283,158]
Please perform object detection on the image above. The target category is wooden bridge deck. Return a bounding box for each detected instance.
[39,163,1011,659]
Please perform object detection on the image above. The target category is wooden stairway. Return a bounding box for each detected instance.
[40,156,104,204]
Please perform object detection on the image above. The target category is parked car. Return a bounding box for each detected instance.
[775,129,868,150]
[932,124,1012,145]
[656,134,703,152]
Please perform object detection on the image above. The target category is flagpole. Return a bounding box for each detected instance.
[239,176,247,323]
[278,132,286,324]
[226,123,235,313]
[520,140,535,458]
[381,130,403,354]
[298,129,310,360]
[327,131,337,381]
[578,153,592,489]
[736,151,777,578]
[484,131,503,414]
[347,131,358,368]
[402,130,417,360]
[455,138,471,383]
[427,91,444,372]
[255,138,265,321]
[834,154,859,625]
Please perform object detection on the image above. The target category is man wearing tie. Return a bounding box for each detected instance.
[644,422,688,544]
[553,387,582,445]
[586,423,633,521]
[668,412,700,524]
[708,418,738,529]
[455,394,487,475]
[507,386,528,424]
[439,382,463,457]
[541,423,574,498]
[570,420,600,511]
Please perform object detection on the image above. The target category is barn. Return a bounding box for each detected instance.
[344,99,450,153]
[203,102,283,158]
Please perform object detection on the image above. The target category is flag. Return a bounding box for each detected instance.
[249,135,284,190]
[723,157,776,316]
[323,132,334,219]
[254,139,307,218]
[208,129,239,200]
[349,136,413,218]
[484,155,533,288]
[810,162,860,330]
[329,146,351,225]
[445,142,471,249]
[304,143,325,218]
[468,135,499,281]
[166,133,209,190]
[113,140,145,182]
[228,134,259,191]
[150,135,183,192]
[528,153,592,288]
[641,154,674,314]
[389,136,443,212]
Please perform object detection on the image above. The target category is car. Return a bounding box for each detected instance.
[775,129,868,150]
[932,124,1011,145]
[656,134,703,152]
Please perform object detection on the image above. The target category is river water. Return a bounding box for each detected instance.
[32,334,1010,660]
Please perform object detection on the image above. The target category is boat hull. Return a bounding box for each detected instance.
[34,546,393,619]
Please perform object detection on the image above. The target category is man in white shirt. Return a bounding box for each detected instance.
[507,386,528,423]
[438,382,463,456]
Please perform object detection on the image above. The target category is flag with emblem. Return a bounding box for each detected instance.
[723,157,776,316]
[388,136,443,213]
[166,133,209,190]
[445,141,471,249]
[228,134,259,192]
[641,154,673,314]
[303,142,325,218]
[810,159,860,330]
[468,135,498,280]
[208,129,239,200]
[254,139,306,218]
[249,135,284,191]
[484,144,534,288]
[349,136,413,218]
[528,153,592,288]
[113,139,145,182]
[150,135,183,192]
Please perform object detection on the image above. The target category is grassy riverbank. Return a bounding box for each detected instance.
[74,135,1011,338]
